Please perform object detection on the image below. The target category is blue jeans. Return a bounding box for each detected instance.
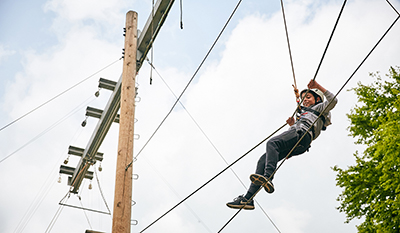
[245,128,311,198]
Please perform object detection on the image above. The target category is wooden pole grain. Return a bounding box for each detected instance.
[112,10,138,233]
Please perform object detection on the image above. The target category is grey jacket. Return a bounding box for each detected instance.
[291,90,338,140]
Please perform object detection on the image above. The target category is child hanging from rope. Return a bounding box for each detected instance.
[227,80,338,210]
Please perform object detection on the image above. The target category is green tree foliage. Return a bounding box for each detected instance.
[333,66,400,232]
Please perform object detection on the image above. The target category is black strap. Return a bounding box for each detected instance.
[299,106,327,131]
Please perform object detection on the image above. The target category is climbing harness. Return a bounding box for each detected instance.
[139,0,400,232]
[219,9,399,232]
[297,106,327,131]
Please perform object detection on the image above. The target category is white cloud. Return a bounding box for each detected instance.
[44,0,129,22]
[271,202,312,233]
[0,44,15,64]
[1,0,399,232]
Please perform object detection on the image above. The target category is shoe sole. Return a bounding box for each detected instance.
[226,203,255,210]
[250,174,274,193]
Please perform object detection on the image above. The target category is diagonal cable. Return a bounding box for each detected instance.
[94,163,112,215]
[293,0,347,116]
[312,0,348,81]
[140,1,400,232]
[386,0,399,15]
[218,12,400,233]
[0,95,95,164]
[139,123,286,232]
[45,192,70,233]
[147,60,281,232]
[126,0,244,170]
[279,0,297,89]
[142,157,213,233]
[0,58,121,133]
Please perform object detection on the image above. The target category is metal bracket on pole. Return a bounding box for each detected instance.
[59,0,175,195]
[86,106,120,123]
[98,78,117,91]
[136,0,175,70]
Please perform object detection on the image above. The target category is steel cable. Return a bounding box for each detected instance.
[146,60,280,232]
[125,0,244,169]
[0,58,121,133]
[139,123,286,232]
[218,11,400,233]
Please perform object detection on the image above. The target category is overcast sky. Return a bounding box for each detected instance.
[1,0,400,232]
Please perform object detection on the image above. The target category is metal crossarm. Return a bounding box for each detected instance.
[61,0,175,194]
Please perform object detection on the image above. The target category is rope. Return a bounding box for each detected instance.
[14,176,58,233]
[0,58,121,133]
[333,14,400,100]
[386,0,400,15]
[139,0,344,230]
[79,198,93,229]
[59,163,112,215]
[13,120,91,233]
[94,163,112,215]
[219,104,331,232]
[150,0,154,85]
[220,84,340,232]
[125,0,244,170]
[279,0,298,102]
[180,0,184,29]
[139,123,286,233]
[45,192,70,233]
[218,12,400,233]
[142,157,213,233]
[0,95,95,164]
[140,1,399,232]
[312,0,348,82]
[145,61,281,232]
[293,0,347,116]
[58,203,111,215]
[218,186,265,232]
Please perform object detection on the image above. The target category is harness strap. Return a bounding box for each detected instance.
[299,106,327,131]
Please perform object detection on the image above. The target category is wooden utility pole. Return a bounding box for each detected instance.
[60,0,175,195]
[112,10,138,233]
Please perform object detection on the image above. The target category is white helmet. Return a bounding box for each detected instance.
[300,88,324,102]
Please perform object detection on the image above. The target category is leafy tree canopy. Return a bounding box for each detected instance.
[333,66,400,232]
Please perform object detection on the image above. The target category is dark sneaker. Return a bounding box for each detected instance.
[250,174,275,194]
[226,195,255,210]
